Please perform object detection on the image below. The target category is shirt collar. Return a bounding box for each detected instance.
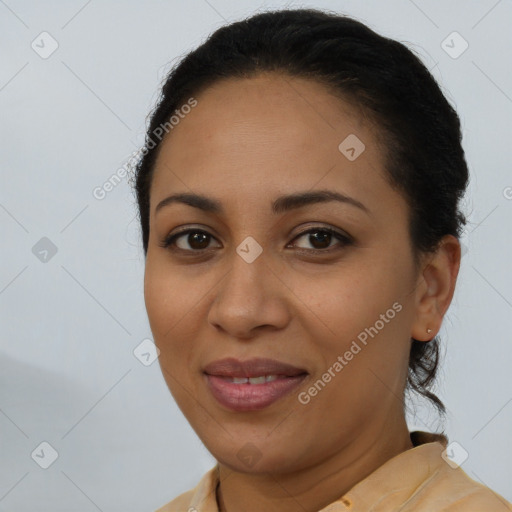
[322,431,449,511]
[186,430,448,512]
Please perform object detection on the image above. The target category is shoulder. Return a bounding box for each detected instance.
[399,440,512,511]
[410,431,511,511]
[154,466,219,512]
[344,432,512,512]
[422,464,512,511]
[155,489,195,512]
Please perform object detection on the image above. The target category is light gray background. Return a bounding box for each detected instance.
[1,0,511,510]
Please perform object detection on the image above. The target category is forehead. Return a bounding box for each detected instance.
[150,73,390,214]
[156,73,366,158]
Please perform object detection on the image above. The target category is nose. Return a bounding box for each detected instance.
[207,246,291,339]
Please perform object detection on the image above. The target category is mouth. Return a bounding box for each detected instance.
[203,357,308,412]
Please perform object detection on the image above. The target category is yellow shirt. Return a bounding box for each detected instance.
[156,431,512,511]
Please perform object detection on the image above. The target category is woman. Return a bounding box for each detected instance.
[133,8,512,512]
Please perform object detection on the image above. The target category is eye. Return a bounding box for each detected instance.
[159,228,220,252]
[159,226,353,254]
[288,227,353,252]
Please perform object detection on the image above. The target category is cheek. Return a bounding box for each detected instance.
[293,270,410,422]
[287,256,412,394]
[143,258,196,355]
[289,259,406,340]
[144,260,203,410]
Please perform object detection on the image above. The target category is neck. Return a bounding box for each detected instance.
[216,416,413,512]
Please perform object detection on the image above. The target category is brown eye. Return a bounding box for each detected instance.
[160,229,220,251]
[290,227,352,252]
[160,226,352,255]
[305,230,332,249]
[181,232,211,250]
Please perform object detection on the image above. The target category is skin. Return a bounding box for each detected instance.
[144,72,461,512]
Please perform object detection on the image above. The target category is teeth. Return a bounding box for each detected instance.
[227,375,279,384]
[248,376,266,385]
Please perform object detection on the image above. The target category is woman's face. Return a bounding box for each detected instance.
[144,73,425,473]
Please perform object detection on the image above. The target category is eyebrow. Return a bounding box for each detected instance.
[155,189,370,216]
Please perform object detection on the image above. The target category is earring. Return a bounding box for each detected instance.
[427,328,432,334]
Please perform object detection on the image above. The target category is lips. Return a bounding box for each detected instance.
[203,357,307,378]
[203,357,308,411]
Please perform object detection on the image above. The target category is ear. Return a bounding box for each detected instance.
[411,235,461,342]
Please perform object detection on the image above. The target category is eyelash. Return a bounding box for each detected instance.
[158,226,353,255]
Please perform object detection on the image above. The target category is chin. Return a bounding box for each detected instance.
[203,434,303,474]
[216,452,294,475]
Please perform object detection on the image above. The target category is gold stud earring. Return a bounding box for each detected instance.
[427,328,432,334]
